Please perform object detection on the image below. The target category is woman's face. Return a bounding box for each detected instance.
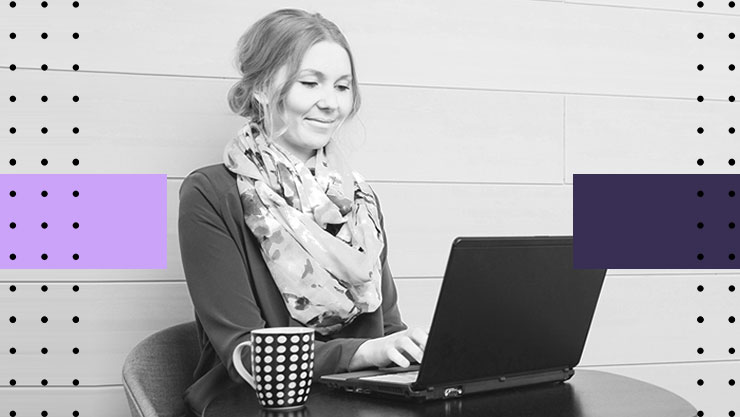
[269,41,354,164]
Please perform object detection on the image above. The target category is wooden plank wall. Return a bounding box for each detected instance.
[1,0,735,415]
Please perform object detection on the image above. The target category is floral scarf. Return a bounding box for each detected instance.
[223,120,385,335]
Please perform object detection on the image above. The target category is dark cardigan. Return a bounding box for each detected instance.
[178,164,407,416]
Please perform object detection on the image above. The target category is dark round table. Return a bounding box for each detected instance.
[203,369,697,417]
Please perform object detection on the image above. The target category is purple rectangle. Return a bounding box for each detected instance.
[574,174,740,269]
[0,174,166,269]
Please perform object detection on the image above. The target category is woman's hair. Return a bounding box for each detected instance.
[227,9,362,142]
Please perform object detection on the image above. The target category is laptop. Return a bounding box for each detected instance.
[320,236,606,401]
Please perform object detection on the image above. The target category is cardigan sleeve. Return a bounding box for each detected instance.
[179,171,266,384]
[179,172,408,385]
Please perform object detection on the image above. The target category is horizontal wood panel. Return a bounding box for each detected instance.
[0,180,572,280]
[0,0,731,98]
[0,70,564,183]
[1,276,737,385]
[0,386,131,417]
[570,0,740,14]
[566,95,739,179]
[584,361,740,416]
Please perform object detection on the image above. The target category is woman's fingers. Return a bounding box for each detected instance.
[408,328,428,350]
[398,336,424,364]
[387,346,411,368]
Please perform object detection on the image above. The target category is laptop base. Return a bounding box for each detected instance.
[321,367,575,401]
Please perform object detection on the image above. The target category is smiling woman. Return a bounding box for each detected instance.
[178,8,427,416]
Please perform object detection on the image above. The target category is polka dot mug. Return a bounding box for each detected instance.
[232,327,315,410]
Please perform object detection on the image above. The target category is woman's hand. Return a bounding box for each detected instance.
[349,327,429,370]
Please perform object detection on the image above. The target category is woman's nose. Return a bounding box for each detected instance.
[317,88,339,110]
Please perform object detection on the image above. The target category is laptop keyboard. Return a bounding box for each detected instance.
[359,371,419,384]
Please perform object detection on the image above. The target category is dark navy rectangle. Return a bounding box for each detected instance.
[574,174,740,269]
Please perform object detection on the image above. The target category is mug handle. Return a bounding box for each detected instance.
[232,340,256,389]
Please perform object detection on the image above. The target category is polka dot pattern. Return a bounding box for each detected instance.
[250,329,315,408]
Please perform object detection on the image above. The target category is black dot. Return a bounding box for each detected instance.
[698,1,704,6]
[732,127,737,134]
[72,253,79,260]
[73,1,79,7]
[697,158,705,166]
[73,190,79,197]
[9,316,16,323]
[41,285,47,292]
[9,379,15,386]
[731,159,737,166]
[9,254,16,260]
[731,379,736,385]
[698,222,704,229]
[698,64,704,71]
[9,127,16,134]
[698,95,704,102]
[732,33,737,39]
[731,222,736,229]
[73,411,79,417]
[41,95,47,102]
[41,347,47,354]
[73,347,79,354]
[41,32,47,39]
[698,316,705,323]
[697,379,704,385]
[73,285,79,292]
[72,64,79,71]
[9,285,15,292]
[731,347,736,354]
[731,253,736,260]
[697,253,704,260]
[41,190,48,197]
[73,379,79,386]
[72,158,79,166]
[41,127,48,134]
[9,64,15,70]
[698,285,704,292]
[41,412,47,417]
[731,285,736,292]
[41,158,48,165]
[41,222,47,229]
[73,33,79,39]
[10,1,16,7]
[9,222,15,229]
[698,190,704,197]
[9,158,16,166]
[732,190,737,197]
[41,379,47,386]
[731,411,736,417]
[72,95,79,102]
[731,316,736,323]
[732,96,737,102]
[9,32,16,39]
[41,0,47,6]
[9,95,16,102]
[73,127,80,134]
[73,316,79,323]
[9,190,16,197]
[732,64,737,71]
[41,253,47,260]
[73,222,79,229]
[9,347,15,354]
[698,127,704,134]
[41,316,47,323]
[41,64,47,71]
[698,347,704,354]
[698,412,704,417]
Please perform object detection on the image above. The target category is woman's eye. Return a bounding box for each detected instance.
[337,85,350,91]
[299,81,318,87]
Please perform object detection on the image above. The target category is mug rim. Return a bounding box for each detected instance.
[251,327,315,335]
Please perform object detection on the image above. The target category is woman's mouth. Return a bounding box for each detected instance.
[305,118,336,129]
